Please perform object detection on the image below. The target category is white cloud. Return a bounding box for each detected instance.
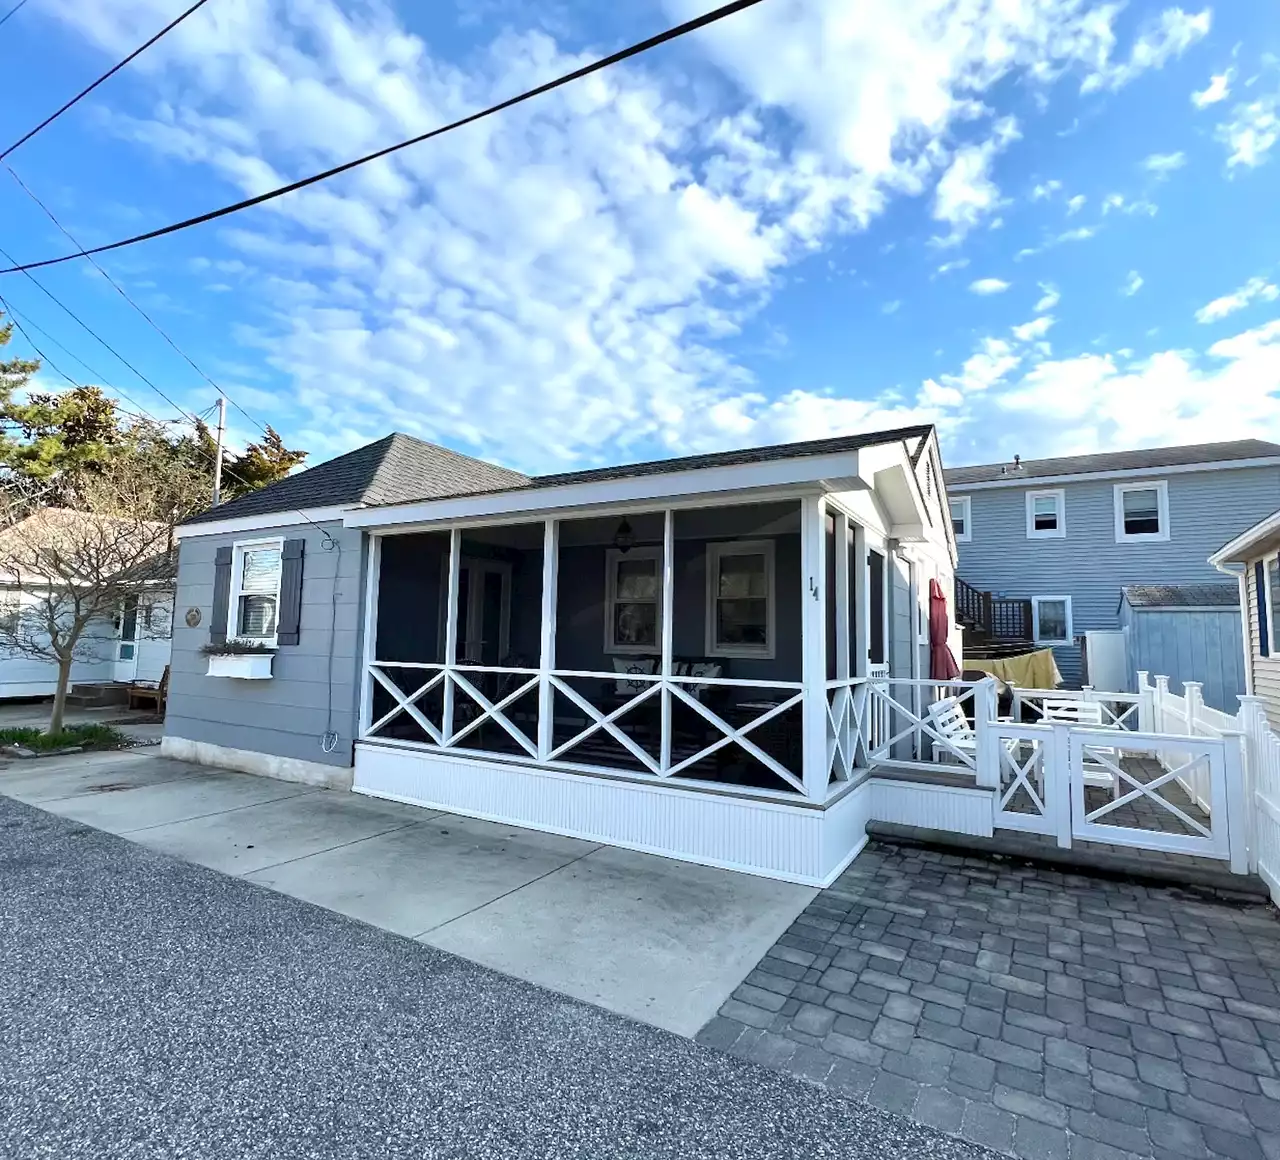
[1195,277,1280,323]
[1121,271,1144,297]
[1101,192,1158,216]
[1081,7,1212,93]
[1034,284,1061,312]
[1012,315,1054,341]
[1142,150,1187,176]
[882,300,902,315]
[1066,194,1086,215]
[936,257,970,276]
[1192,69,1232,108]
[1218,94,1280,169]
[41,0,1210,469]
[970,278,1011,295]
[1031,179,1062,201]
[932,117,1020,243]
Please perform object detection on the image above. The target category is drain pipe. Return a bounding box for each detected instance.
[1213,560,1253,698]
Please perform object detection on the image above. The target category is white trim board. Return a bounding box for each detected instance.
[948,455,1280,492]
[175,506,350,540]
[1211,508,1280,566]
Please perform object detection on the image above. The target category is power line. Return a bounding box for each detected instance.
[0,0,32,31]
[5,163,267,433]
[0,0,215,162]
[0,240,196,423]
[0,0,767,275]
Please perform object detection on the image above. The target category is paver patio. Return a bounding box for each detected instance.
[698,843,1280,1160]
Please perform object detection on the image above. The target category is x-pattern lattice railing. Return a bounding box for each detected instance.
[1079,746,1213,839]
[864,681,979,771]
[365,662,806,796]
[998,741,1046,818]
[825,681,866,782]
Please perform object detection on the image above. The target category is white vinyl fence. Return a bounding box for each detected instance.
[1138,672,1280,900]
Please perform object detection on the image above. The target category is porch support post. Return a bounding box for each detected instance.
[357,532,381,738]
[660,509,674,773]
[801,495,828,801]
[442,527,461,744]
[537,518,559,761]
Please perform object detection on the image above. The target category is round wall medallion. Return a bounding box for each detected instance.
[185,607,203,628]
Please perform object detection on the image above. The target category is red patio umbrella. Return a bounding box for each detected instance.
[929,578,961,681]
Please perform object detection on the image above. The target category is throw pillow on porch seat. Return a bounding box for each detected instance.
[613,656,656,696]
[687,661,722,698]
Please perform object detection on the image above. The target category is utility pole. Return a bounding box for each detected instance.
[212,393,226,506]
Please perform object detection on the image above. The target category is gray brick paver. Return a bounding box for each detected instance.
[695,843,1280,1160]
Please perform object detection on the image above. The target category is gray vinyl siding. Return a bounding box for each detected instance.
[955,465,1280,686]
[165,521,367,767]
[1246,560,1280,726]
[1117,599,1245,712]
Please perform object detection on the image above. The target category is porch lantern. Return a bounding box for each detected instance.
[612,517,636,553]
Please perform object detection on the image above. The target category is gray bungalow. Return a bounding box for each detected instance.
[165,425,958,885]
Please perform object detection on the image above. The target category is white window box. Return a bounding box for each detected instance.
[206,652,275,680]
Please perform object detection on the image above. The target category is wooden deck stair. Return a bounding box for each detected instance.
[954,576,1034,658]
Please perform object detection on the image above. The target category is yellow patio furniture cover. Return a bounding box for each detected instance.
[962,648,1063,689]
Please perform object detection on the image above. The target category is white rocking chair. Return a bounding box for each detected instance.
[927,696,977,764]
[1042,698,1119,792]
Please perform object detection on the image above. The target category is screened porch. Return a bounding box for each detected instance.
[359,497,890,803]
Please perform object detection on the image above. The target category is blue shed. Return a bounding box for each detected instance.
[1117,584,1245,713]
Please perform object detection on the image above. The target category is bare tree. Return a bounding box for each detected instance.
[0,459,201,732]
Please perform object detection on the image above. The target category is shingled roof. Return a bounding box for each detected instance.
[946,439,1280,487]
[182,433,530,525]
[1121,583,1240,610]
[184,424,937,524]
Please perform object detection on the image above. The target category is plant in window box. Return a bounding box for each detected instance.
[200,639,276,679]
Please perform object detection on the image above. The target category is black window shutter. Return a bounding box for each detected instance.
[1258,561,1270,658]
[210,546,233,644]
[277,539,305,646]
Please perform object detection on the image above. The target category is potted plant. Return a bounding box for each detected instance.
[201,640,276,680]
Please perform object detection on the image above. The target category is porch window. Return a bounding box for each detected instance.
[1114,481,1169,541]
[605,546,662,654]
[706,541,774,658]
[950,496,971,542]
[1026,489,1065,539]
[230,541,282,641]
[1032,595,1072,646]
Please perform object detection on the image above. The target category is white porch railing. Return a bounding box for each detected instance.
[365,660,809,799]
[1010,685,1148,731]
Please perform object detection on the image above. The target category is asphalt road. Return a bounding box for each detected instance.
[0,793,996,1160]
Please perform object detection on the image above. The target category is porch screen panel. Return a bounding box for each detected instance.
[667,502,804,795]
[825,514,837,680]
[869,550,885,666]
[452,524,544,758]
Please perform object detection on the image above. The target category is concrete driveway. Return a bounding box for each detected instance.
[0,749,814,1037]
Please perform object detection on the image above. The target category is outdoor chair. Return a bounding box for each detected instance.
[1043,698,1119,793]
[128,666,169,715]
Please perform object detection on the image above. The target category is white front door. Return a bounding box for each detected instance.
[453,559,512,666]
[113,596,140,682]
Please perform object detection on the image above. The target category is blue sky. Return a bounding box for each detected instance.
[0,0,1277,475]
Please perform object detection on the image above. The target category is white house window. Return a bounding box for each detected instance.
[1026,489,1065,539]
[1269,556,1280,659]
[706,540,775,658]
[950,497,971,543]
[231,541,283,641]
[0,589,20,633]
[1114,481,1169,542]
[1032,595,1072,646]
[604,546,661,654]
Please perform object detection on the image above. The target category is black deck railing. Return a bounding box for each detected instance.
[954,576,1033,642]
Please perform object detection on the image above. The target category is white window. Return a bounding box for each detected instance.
[706,540,776,658]
[1025,489,1066,539]
[604,546,662,655]
[230,539,283,643]
[950,497,971,543]
[1114,480,1169,542]
[0,589,20,633]
[1268,555,1280,659]
[1032,595,1073,646]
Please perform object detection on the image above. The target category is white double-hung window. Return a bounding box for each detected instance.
[1032,595,1072,646]
[706,540,775,658]
[950,497,971,542]
[1026,489,1065,539]
[604,546,662,654]
[1114,481,1169,542]
[230,540,283,642]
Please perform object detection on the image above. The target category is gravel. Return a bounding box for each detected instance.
[0,794,999,1160]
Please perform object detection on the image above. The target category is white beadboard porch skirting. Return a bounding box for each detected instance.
[354,741,883,887]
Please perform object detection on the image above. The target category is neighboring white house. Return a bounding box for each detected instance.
[0,509,175,699]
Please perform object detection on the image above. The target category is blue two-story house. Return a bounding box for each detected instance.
[945,439,1280,688]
